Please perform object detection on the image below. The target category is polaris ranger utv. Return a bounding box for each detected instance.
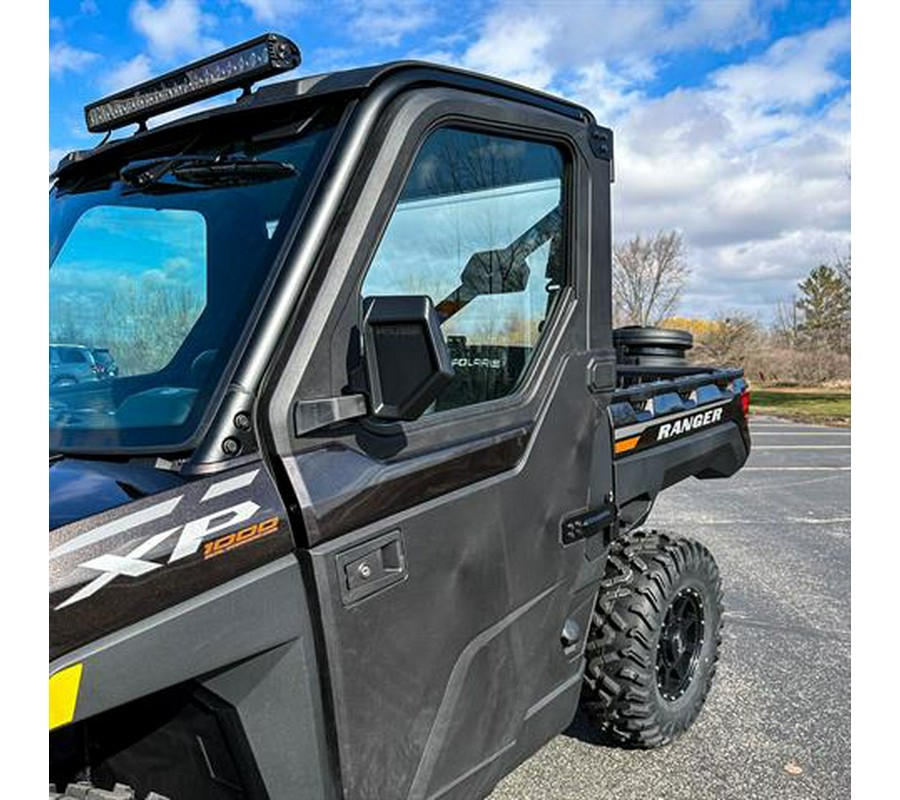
[49,34,750,800]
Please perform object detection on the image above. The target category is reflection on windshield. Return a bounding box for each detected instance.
[51,207,207,378]
[49,109,339,452]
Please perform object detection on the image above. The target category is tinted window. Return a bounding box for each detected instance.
[57,347,91,364]
[362,127,566,412]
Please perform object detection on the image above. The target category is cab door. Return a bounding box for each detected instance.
[264,87,615,800]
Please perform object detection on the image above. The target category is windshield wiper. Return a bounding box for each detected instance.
[120,155,295,190]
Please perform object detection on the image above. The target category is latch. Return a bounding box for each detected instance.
[560,503,616,547]
[336,530,407,605]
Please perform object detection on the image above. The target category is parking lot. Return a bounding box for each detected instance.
[491,417,851,800]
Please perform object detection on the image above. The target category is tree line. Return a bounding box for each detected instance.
[613,230,850,385]
[50,274,204,377]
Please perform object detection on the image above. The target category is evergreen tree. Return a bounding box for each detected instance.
[795,263,851,354]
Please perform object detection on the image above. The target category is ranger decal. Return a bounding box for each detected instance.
[657,407,724,441]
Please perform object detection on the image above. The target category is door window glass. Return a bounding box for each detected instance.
[361,127,566,412]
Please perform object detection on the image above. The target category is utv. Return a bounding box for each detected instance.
[49,34,750,800]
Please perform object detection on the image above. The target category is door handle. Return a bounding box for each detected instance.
[336,530,407,605]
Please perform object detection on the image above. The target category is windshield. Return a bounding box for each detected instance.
[50,107,340,453]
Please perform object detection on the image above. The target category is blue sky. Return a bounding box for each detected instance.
[49,0,851,320]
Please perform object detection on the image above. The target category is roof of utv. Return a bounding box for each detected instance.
[53,61,595,179]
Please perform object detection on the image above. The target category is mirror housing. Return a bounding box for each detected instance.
[362,295,454,421]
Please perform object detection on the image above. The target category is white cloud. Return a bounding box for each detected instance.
[407,8,852,316]
[681,228,850,316]
[80,0,100,15]
[565,62,646,123]
[608,88,850,317]
[461,0,772,90]
[344,1,436,47]
[50,42,99,77]
[660,0,767,52]
[101,54,154,94]
[711,17,850,110]
[129,0,221,61]
[462,15,558,89]
[455,6,851,319]
[239,0,304,23]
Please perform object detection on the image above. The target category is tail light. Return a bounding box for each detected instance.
[739,389,750,416]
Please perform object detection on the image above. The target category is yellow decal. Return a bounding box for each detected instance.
[49,662,83,730]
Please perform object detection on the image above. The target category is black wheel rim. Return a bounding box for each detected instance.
[656,587,705,701]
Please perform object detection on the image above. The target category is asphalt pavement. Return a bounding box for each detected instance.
[490,416,851,800]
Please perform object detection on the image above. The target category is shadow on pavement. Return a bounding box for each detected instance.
[561,708,619,748]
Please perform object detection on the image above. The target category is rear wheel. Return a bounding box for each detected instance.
[580,530,723,748]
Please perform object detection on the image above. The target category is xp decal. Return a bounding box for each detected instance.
[56,500,262,609]
[50,463,294,660]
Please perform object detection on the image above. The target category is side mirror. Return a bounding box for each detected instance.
[362,295,454,421]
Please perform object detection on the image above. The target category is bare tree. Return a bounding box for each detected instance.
[692,311,760,370]
[613,230,690,326]
[772,294,800,348]
[835,251,851,289]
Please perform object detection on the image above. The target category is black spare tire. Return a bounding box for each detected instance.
[613,326,693,367]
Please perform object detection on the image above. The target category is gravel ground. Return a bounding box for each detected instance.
[490,417,851,800]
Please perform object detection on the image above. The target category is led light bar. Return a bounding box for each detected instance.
[84,33,301,134]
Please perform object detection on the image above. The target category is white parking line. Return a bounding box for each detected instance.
[753,445,851,450]
[743,466,850,471]
[752,431,851,436]
[668,517,850,525]
[750,426,848,432]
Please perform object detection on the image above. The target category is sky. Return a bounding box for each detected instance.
[49,0,851,321]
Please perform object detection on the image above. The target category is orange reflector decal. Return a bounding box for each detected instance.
[49,663,83,731]
[614,436,640,455]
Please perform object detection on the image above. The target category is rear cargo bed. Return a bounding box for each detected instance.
[610,365,750,531]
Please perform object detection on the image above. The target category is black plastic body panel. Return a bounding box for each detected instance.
[616,421,749,508]
[53,683,270,799]
[50,557,339,800]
